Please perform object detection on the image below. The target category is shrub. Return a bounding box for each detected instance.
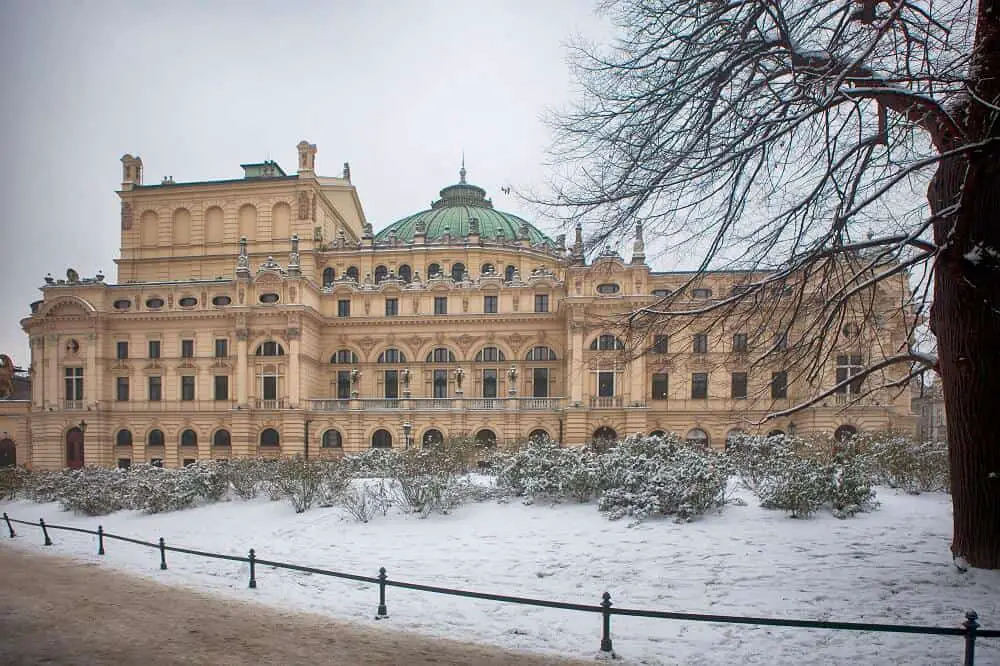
[223,458,267,499]
[756,455,831,518]
[861,434,950,493]
[0,466,29,500]
[341,485,380,523]
[497,439,592,499]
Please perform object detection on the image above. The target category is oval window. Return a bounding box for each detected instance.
[211,295,232,306]
[692,288,712,299]
[113,299,132,310]
[145,298,164,309]
[651,289,672,297]
[178,296,197,307]
[259,293,280,304]
[596,283,620,294]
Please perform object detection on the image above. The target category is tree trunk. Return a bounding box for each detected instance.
[928,2,1000,569]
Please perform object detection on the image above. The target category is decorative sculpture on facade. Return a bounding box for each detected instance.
[454,367,464,390]
[0,354,15,399]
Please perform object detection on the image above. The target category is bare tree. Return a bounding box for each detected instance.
[541,0,999,568]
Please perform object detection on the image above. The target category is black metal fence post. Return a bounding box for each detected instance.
[248,549,257,589]
[376,567,389,619]
[158,537,167,570]
[600,592,614,655]
[964,610,979,666]
[97,525,105,555]
[39,518,52,546]
[3,512,15,538]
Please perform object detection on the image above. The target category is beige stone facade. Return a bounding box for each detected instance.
[15,141,917,470]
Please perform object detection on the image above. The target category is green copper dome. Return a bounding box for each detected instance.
[374,166,553,245]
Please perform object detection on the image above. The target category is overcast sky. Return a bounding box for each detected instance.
[0,0,613,366]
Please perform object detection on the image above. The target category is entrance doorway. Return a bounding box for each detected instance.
[66,427,84,469]
[0,438,15,467]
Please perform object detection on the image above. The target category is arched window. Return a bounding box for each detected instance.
[525,346,556,361]
[475,429,497,447]
[528,429,550,443]
[115,429,132,448]
[504,265,516,282]
[590,334,625,350]
[372,429,393,449]
[725,429,745,449]
[686,428,710,447]
[425,348,456,363]
[378,348,406,363]
[346,266,359,281]
[422,429,444,448]
[260,428,280,448]
[428,263,442,278]
[475,346,505,362]
[398,264,412,282]
[649,429,667,438]
[322,267,335,287]
[593,426,617,443]
[451,263,466,282]
[374,265,388,284]
[213,430,231,448]
[481,263,495,276]
[834,424,858,442]
[180,429,198,448]
[147,429,164,447]
[322,430,343,448]
[255,341,285,356]
[330,349,359,364]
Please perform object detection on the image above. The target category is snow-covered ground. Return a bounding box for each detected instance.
[2,485,998,665]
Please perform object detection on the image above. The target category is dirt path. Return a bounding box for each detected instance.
[0,546,592,665]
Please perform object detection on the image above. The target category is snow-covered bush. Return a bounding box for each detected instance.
[222,458,268,499]
[595,434,728,522]
[861,434,950,493]
[756,454,831,518]
[341,484,380,523]
[0,466,29,500]
[58,467,129,515]
[128,462,227,514]
[269,457,324,513]
[497,439,594,500]
[316,460,352,507]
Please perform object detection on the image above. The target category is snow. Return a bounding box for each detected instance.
[3,486,999,665]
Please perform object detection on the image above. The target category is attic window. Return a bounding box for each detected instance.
[113,299,132,310]
[145,298,164,309]
[259,293,280,304]
[651,289,672,298]
[691,288,712,299]
[596,283,620,295]
[178,297,197,307]
[211,295,232,306]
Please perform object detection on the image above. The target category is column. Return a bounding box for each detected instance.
[86,332,98,409]
[236,333,249,405]
[45,335,59,409]
[288,335,301,408]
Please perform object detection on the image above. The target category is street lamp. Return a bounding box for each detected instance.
[402,421,412,449]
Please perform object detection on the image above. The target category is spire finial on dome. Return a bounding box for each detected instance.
[459,151,467,184]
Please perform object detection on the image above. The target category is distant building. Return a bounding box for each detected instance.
[912,379,947,442]
[15,141,917,470]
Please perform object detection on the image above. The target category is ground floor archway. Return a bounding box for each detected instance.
[65,427,84,469]
[0,438,15,467]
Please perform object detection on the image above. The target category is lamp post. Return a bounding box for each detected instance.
[402,421,412,450]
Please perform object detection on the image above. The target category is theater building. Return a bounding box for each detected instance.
[14,141,917,469]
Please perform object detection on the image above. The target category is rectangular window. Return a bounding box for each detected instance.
[651,373,668,400]
[534,294,549,313]
[385,298,399,317]
[64,367,84,401]
[434,296,448,315]
[732,333,748,353]
[117,458,132,470]
[433,369,448,398]
[337,370,352,399]
[731,372,748,399]
[598,371,615,397]
[337,299,351,317]
[691,372,708,399]
[261,375,277,401]
[150,458,164,468]
[214,375,229,401]
[693,333,708,354]
[771,371,788,399]
[384,370,399,399]
[181,339,194,358]
[482,369,498,398]
[774,332,788,351]
[183,459,196,467]
[652,335,669,354]
[214,339,228,358]
[116,376,129,402]
[181,375,195,401]
[484,295,498,314]
[116,341,128,360]
[835,354,864,394]
[148,376,161,402]
[532,367,549,398]
[148,340,161,359]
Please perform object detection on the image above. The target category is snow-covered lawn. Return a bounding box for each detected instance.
[2,486,998,665]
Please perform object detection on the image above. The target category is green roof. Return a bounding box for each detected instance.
[374,167,552,245]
